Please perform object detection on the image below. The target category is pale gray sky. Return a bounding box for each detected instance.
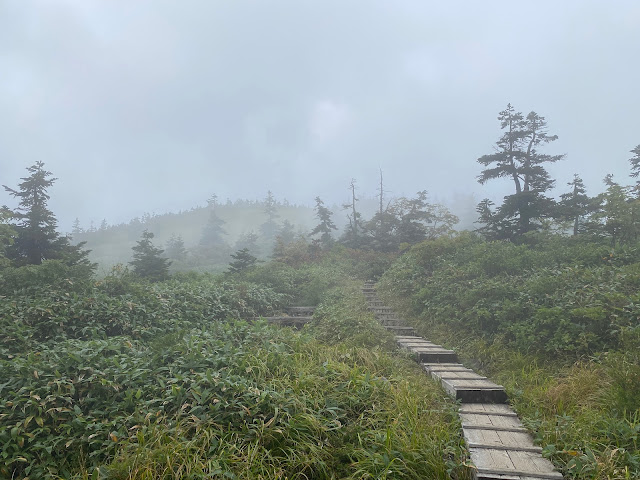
[1,1,639,231]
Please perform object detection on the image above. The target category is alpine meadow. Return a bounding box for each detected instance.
[2,3,640,480]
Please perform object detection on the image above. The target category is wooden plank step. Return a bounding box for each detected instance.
[397,335,425,341]
[464,429,541,452]
[460,404,517,416]
[385,326,417,335]
[422,364,476,375]
[432,371,487,380]
[443,379,508,403]
[460,414,523,430]
[470,448,563,479]
[414,350,459,363]
[398,340,438,347]
[382,319,405,326]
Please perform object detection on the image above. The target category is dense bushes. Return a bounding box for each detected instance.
[380,232,640,357]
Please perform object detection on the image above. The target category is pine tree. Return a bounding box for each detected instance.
[3,161,93,269]
[260,190,280,246]
[165,234,187,261]
[628,144,640,193]
[200,209,227,246]
[309,197,337,247]
[477,105,564,239]
[227,247,259,274]
[71,217,83,235]
[129,230,171,281]
[557,174,593,236]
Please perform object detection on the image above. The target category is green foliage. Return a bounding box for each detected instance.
[3,162,95,272]
[380,232,640,357]
[0,269,465,479]
[227,247,259,274]
[309,283,395,349]
[310,196,338,248]
[129,230,171,282]
[0,259,94,296]
[476,105,564,239]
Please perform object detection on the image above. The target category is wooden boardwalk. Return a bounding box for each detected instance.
[363,282,563,480]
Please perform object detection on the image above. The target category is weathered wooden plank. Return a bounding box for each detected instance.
[414,350,459,363]
[470,448,563,479]
[397,340,438,347]
[442,378,508,403]
[385,326,417,335]
[464,428,540,452]
[425,365,474,373]
[459,404,517,416]
[432,371,487,380]
[444,379,504,389]
[461,414,523,429]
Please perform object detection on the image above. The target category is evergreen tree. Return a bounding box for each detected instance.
[71,217,83,235]
[477,105,564,239]
[165,234,187,261]
[227,247,259,274]
[557,174,594,236]
[309,197,337,247]
[200,209,227,246]
[129,230,171,281]
[628,144,640,193]
[587,175,638,246]
[235,231,259,254]
[3,161,93,269]
[260,190,280,246]
[0,207,15,268]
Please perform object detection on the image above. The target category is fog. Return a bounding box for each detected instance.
[1,0,639,231]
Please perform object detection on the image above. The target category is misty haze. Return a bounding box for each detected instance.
[1,2,639,479]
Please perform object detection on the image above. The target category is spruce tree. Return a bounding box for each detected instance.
[129,230,171,281]
[309,197,337,247]
[3,161,93,269]
[165,234,187,261]
[557,174,594,236]
[227,247,259,274]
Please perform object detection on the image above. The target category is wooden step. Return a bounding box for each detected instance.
[413,349,458,363]
[385,325,417,336]
[432,371,487,381]
[284,306,315,316]
[471,448,563,479]
[442,379,508,403]
[381,318,405,326]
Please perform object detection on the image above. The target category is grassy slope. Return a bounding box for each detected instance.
[0,262,469,479]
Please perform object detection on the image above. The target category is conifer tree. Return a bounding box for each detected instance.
[628,144,640,193]
[200,209,227,246]
[129,230,171,281]
[165,234,187,261]
[3,161,93,269]
[227,247,259,274]
[309,196,337,247]
[476,105,564,239]
[557,174,594,236]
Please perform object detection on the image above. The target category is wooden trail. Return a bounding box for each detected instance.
[363,282,563,480]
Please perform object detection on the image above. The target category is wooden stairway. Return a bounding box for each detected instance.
[362,282,563,480]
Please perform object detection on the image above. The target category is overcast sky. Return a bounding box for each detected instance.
[1,0,639,231]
